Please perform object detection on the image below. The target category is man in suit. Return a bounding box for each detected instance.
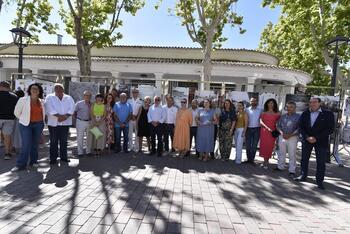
[295,97,335,189]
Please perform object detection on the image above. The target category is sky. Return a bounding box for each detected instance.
[0,0,280,49]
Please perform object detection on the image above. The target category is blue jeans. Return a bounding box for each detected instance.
[48,126,69,161]
[115,126,129,152]
[16,121,44,168]
[245,127,260,162]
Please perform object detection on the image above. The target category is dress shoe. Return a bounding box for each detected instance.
[317,183,325,190]
[288,172,296,178]
[49,160,57,165]
[60,159,70,163]
[273,167,283,172]
[294,175,307,182]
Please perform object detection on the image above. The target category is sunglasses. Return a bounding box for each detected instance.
[155,99,160,102]
[181,101,186,104]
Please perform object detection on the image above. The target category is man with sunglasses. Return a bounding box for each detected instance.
[147,96,166,157]
[163,96,178,154]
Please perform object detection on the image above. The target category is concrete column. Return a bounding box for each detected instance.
[69,70,79,82]
[235,84,242,92]
[0,68,8,82]
[111,71,121,89]
[154,72,164,95]
[246,78,256,92]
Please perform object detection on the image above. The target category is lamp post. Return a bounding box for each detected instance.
[10,27,31,80]
[326,35,350,95]
[325,35,349,166]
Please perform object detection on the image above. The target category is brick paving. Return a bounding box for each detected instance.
[0,131,350,233]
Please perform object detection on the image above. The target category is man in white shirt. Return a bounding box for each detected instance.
[244,97,262,165]
[127,88,142,152]
[148,96,166,157]
[163,96,177,153]
[45,83,75,164]
[187,99,199,157]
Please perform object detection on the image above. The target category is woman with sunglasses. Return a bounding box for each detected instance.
[173,98,192,158]
[12,83,45,171]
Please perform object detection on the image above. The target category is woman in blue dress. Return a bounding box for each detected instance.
[196,99,217,161]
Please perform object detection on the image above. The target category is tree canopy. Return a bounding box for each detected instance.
[59,0,145,75]
[259,0,350,88]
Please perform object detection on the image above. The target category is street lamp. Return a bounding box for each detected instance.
[326,35,350,95]
[10,27,31,80]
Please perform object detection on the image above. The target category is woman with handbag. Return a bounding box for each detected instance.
[259,98,280,169]
[11,83,45,171]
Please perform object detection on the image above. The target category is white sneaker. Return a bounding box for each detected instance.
[11,166,23,172]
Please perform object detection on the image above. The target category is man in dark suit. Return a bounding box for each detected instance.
[295,97,335,189]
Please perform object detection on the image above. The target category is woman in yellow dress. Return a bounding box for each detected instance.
[173,98,193,158]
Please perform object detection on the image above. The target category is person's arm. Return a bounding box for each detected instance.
[276,116,283,135]
[188,110,193,126]
[298,112,309,141]
[314,112,335,142]
[90,104,97,126]
[73,103,79,119]
[45,96,58,116]
[147,107,152,123]
[126,104,133,123]
[136,106,142,123]
[260,114,271,131]
[13,97,24,119]
[243,112,248,132]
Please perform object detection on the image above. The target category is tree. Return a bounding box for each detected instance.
[0,0,57,50]
[59,0,144,76]
[173,0,245,90]
[259,0,350,90]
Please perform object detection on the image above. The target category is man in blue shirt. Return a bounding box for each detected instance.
[113,93,132,153]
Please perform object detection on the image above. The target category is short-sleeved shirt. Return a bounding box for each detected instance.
[277,113,300,135]
[0,91,18,119]
[75,100,91,121]
[113,101,132,128]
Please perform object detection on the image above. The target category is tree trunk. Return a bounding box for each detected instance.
[200,32,214,91]
[74,17,92,76]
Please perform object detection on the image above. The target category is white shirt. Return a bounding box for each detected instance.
[190,107,199,127]
[310,108,322,127]
[147,104,166,123]
[164,105,178,124]
[45,93,75,126]
[247,106,262,128]
[128,97,142,117]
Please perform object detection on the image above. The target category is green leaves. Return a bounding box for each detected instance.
[173,0,245,49]
[11,0,58,43]
[260,0,350,87]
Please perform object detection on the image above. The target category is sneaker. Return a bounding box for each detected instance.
[4,154,11,160]
[11,166,24,172]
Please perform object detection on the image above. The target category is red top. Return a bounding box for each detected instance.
[30,101,43,122]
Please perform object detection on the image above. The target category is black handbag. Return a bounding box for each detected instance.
[271,130,280,138]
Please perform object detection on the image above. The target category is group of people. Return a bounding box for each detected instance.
[0,80,335,189]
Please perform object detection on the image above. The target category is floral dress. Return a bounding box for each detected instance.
[105,105,114,145]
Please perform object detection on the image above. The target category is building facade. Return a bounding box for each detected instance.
[0,44,311,95]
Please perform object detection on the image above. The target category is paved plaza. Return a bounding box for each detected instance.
[0,131,350,234]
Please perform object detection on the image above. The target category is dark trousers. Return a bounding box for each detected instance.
[17,121,44,168]
[48,126,69,162]
[163,123,175,151]
[300,142,327,184]
[151,124,163,155]
[115,126,129,152]
[245,127,260,162]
